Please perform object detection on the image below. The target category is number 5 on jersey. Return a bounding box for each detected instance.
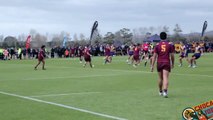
[161,45,166,52]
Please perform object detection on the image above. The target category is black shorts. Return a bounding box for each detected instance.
[192,53,201,59]
[144,50,148,55]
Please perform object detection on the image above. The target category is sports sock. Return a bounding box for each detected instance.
[163,89,167,93]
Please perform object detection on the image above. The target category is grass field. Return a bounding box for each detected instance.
[0,53,212,120]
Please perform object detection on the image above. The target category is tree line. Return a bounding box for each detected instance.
[0,24,213,48]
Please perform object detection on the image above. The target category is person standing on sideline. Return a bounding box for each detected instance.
[34,45,46,70]
[151,32,175,98]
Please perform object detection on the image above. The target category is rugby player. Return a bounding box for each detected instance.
[178,42,189,67]
[142,42,149,67]
[126,44,134,64]
[151,32,175,98]
[104,44,111,64]
[34,45,46,70]
[133,44,141,68]
[189,42,202,68]
[78,46,84,63]
[83,46,94,68]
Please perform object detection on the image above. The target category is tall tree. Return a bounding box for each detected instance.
[79,33,86,41]
[119,28,133,44]
[173,24,183,42]
[0,35,4,42]
[162,26,169,33]
[3,36,18,48]
[73,34,79,41]
[32,33,47,48]
[104,32,115,44]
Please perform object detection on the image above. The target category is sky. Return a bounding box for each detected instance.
[0,0,212,38]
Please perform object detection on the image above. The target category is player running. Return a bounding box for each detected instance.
[132,44,141,68]
[126,44,134,64]
[199,41,205,55]
[142,42,149,67]
[178,42,189,67]
[78,46,84,63]
[83,46,94,68]
[148,44,154,67]
[104,44,111,64]
[110,44,116,62]
[151,32,175,98]
[188,42,202,68]
[34,45,46,70]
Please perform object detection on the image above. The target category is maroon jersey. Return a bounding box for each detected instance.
[133,47,140,56]
[38,49,45,60]
[154,41,174,63]
[71,48,75,54]
[84,48,90,57]
[105,47,110,56]
[79,48,83,56]
[84,48,91,62]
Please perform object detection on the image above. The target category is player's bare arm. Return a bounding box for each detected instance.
[151,53,157,72]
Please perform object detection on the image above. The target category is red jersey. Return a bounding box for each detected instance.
[143,43,149,51]
[154,41,174,63]
[65,50,69,56]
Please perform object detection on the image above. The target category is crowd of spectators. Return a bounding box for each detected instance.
[0,41,213,60]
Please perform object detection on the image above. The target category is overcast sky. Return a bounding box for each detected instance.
[0,0,212,37]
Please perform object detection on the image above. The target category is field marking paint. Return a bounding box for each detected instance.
[50,66,151,74]
[0,71,140,81]
[30,92,102,98]
[22,73,133,81]
[91,68,213,78]
[1,64,213,82]
[172,73,213,78]
[0,91,127,120]
[54,66,213,78]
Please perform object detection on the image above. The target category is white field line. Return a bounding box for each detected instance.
[53,66,213,78]
[0,73,132,81]
[49,66,151,74]
[172,73,213,78]
[30,92,102,98]
[22,73,133,81]
[1,65,213,82]
[0,91,127,120]
[93,68,213,78]
[5,63,213,79]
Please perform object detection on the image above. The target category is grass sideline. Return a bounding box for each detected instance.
[0,53,212,120]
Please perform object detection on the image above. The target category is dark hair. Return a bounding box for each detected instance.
[160,32,167,40]
[41,45,46,49]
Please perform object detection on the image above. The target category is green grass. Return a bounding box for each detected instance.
[0,53,212,120]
